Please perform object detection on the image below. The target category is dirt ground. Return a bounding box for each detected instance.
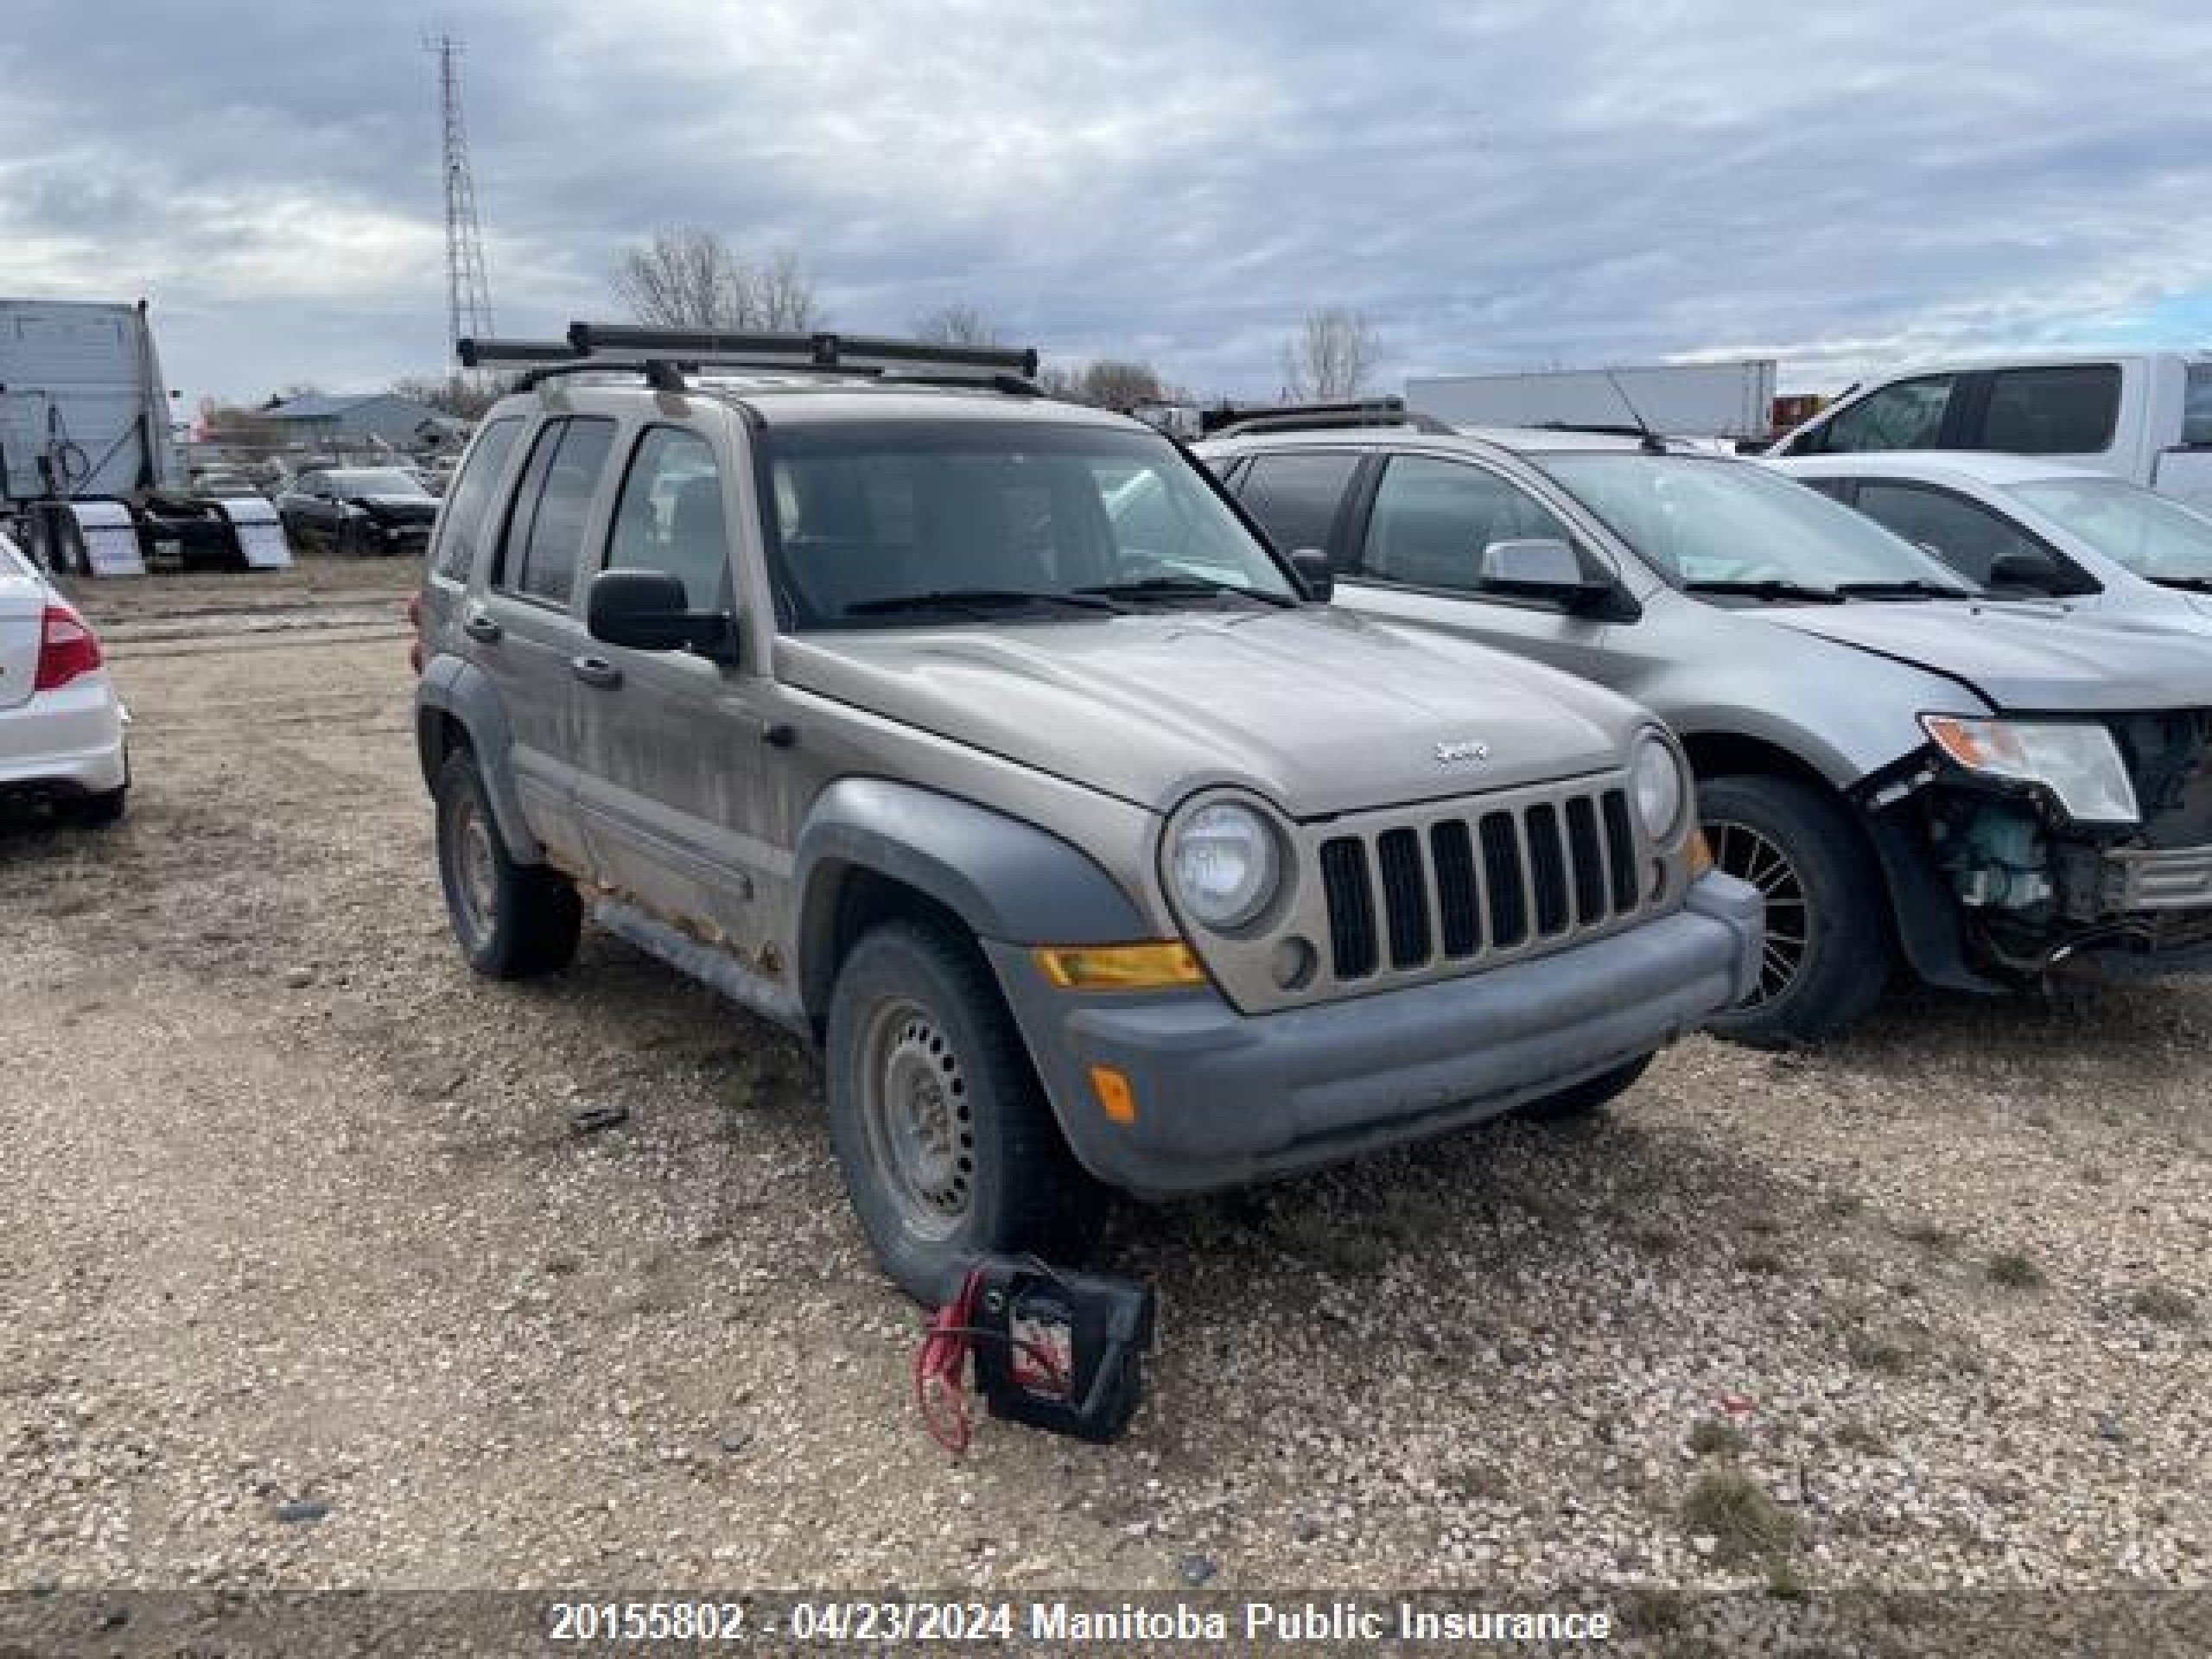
[2,561,2208,1653]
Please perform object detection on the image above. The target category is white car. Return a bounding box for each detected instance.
[1772,451,2212,630]
[0,531,128,823]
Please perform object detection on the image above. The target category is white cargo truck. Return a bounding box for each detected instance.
[1407,359,1780,442]
[0,297,283,575]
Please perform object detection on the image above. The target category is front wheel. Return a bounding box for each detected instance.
[1699,774,1894,1047]
[824,918,1100,1303]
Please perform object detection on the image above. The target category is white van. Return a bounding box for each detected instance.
[1767,353,2212,509]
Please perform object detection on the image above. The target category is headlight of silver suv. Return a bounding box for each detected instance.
[1167,799,1281,931]
[1921,715,2139,825]
[1630,731,1690,842]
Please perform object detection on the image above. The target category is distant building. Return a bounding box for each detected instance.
[264,391,448,451]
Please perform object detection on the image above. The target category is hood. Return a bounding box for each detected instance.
[1758,600,2212,713]
[352,493,436,517]
[779,607,1644,817]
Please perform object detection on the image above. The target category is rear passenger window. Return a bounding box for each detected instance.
[430,416,522,580]
[499,417,614,605]
[2183,365,2212,448]
[1236,452,1361,553]
[1978,365,2120,454]
[1814,375,1955,454]
[605,428,728,608]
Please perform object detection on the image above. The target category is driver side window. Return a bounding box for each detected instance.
[1356,455,1578,593]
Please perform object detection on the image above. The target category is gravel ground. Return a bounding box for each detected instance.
[2,563,2207,1654]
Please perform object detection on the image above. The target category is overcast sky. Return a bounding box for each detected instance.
[5,1,2209,408]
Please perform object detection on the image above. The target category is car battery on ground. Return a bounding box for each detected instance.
[915,1257,1154,1453]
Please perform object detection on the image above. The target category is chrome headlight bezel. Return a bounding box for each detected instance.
[1630,729,1691,845]
[1162,795,1285,934]
[1920,715,2139,826]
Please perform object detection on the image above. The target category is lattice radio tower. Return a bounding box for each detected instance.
[427,31,494,372]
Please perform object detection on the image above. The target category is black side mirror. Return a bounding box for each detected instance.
[1288,546,1333,601]
[1987,549,2064,594]
[588,569,737,661]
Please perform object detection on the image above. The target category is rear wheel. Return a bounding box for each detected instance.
[73,785,127,827]
[825,918,1100,1303]
[1519,1053,1653,1122]
[434,749,581,978]
[1700,774,1893,1046]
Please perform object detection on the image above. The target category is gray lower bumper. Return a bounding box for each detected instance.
[988,871,1762,1198]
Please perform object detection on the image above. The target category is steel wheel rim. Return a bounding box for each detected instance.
[449,792,499,950]
[1707,817,1810,1007]
[860,997,975,1238]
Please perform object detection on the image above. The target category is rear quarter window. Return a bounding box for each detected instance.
[429,416,524,582]
[2184,365,2212,448]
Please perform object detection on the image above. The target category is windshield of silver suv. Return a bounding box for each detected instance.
[1536,453,1981,601]
[762,421,1297,627]
[2006,475,2212,584]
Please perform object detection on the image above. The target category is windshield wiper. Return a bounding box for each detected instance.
[2150,575,2212,594]
[1681,578,1845,604]
[842,588,1122,619]
[1075,575,1295,608]
[1834,579,1980,601]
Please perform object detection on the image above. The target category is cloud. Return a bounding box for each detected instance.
[3,0,2209,403]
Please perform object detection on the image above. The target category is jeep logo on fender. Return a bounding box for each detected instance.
[1434,739,1491,766]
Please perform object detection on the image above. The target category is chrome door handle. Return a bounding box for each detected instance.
[570,654,623,689]
[461,609,502,643]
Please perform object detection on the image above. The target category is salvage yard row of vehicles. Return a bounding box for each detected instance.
[390,323,2212,1300]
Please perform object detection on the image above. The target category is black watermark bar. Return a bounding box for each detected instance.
[2,1587,2208,1656]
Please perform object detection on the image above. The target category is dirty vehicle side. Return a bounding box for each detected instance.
[1198,416,2212,1047]
[410,329,1762,1300]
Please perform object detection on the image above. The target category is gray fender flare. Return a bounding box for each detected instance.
[793,778,1151,1018]
[414,654,543,863]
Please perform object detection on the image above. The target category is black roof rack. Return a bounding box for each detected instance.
[1201,397,1457,439]
[457,324,1042,394]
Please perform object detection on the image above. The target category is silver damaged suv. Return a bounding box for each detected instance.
[410,327,1763,1299]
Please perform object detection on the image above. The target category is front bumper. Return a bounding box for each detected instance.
[988,871,1762,1198]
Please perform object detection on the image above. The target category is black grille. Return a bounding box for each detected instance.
[1376,828,1431,969]
[1314,785,1646,985]
[1480,811,1529,948]
[1319,838,1378,979]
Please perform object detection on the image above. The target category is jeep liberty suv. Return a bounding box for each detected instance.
[411,327,1763,1300]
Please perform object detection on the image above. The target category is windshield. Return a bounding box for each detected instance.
[326,469,429,497]
[761,421,1297,628]
[1533,453,1980,598]
[2006,476,2212,582]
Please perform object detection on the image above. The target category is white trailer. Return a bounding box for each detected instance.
[1407,359,1779,442]
[0,298,277,574]
[0,298,181,504]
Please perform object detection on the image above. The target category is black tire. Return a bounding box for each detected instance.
[824,918,1101,1304]
[1700,774,1894,1047]
[1519,1053,1653,1122]
[433,749,581,979]
[73,785,127,827]
[336,517,365,559]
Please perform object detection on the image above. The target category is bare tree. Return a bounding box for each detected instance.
[751,248,823,331]
[610,226,824,331]
[391,373,508,421]
[912,303,1004,347]
[1281,305,1382,401]
[1041,359,1164,410]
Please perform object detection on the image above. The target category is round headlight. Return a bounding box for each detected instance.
[1630,734,1688,842]
[1168,802,1281,931]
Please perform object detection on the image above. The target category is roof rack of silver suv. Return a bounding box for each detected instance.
[1202,397,1457,440]
[457,325,1041,393]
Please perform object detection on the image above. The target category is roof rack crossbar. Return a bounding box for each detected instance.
[1205,397,1456,440]
[456,337,578,369]
[563,322,1039,379]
